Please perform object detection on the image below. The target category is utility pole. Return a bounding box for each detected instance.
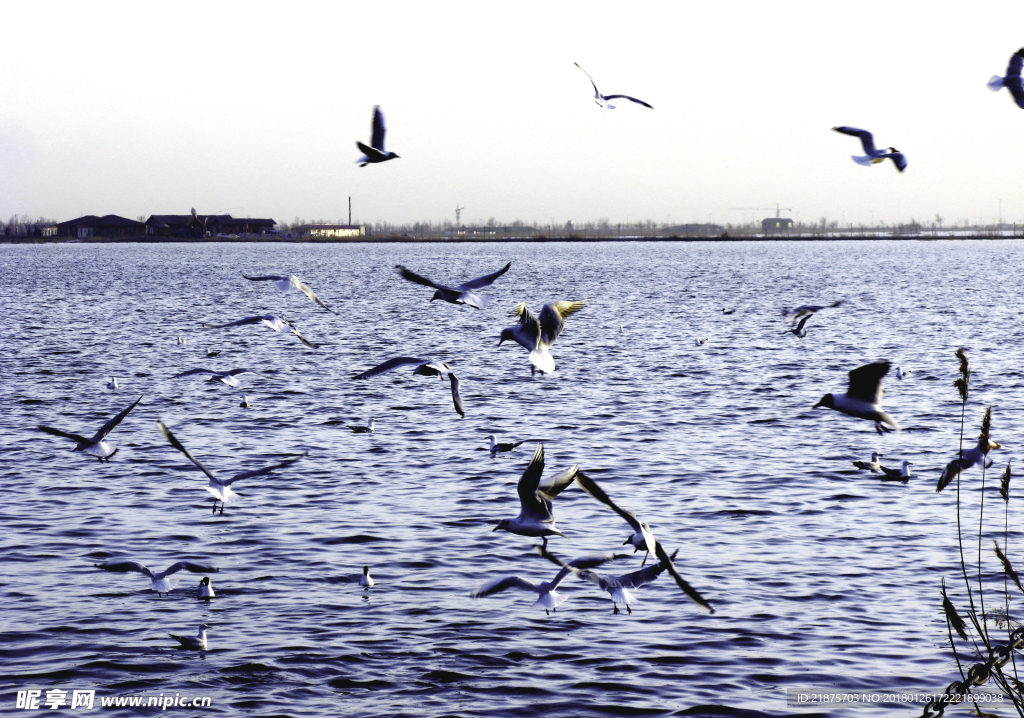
[348,197,352,226]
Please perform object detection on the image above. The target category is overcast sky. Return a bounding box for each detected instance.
[2,1,1023,227]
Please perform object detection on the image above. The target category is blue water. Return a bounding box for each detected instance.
[2,240,1023,717]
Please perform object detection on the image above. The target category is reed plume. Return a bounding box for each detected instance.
[994,541,1024,594]
[954,347,970,402]
[1000,460,1012,503]
[941,579,969,641]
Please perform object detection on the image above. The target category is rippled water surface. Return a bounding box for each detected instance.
[3,240,1024,717]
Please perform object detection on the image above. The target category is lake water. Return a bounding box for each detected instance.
[3,240,1024,717]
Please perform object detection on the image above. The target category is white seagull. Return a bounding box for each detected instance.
[349,418,376,434]
[832,126,907,172]
[94,559,217,596]
[395,262,511,309]
[574,62,653,109]
[471,552,628,615]
[241,274,335,313]
[493,444,577,539]
[356,106,399,166]
[202,314,320,349]
[359,566,375,587]
[987,48,1024,109]
[937,435,1001,491]
[172,368,258,388]
[170,624,211,651]
[38,395,143,462]
[197,576,215,599]
[852,452,885,473]
[239,395,252,408]
[881,460,913,482]
[895,365,911,380]
[782,300,843,325]
[488,435,523,454]
[498,300,586,375]
[106,377,118,390]
[157,421,304,514]
[177,337,187,345]
[353,357,464,417]
[814,361,900,433]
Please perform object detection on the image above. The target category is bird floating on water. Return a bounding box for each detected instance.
[356,106,399,166]
[94,559,218,596]
[353,357,464,417]
[106,377,118,390]
[202,314,320,349]
[170,623,211,651]
[177,337,187,345]
[488,435,523,454]
[814,361,900,434]
[493,444,578,539]
[172,368,258,388]
[881,460,913,482]
[157,421,304,514]
[241,274,335,313]
[239,395,252,408]
[359,566,375,587]
[695,338,708,346]
[38,395,143,462]
[349,418,376,433]
[574,62,653,109]
[852,452,885,473]
[895,365,911,380]
[832,126,907,172]
[499,301,585,375]
[395,262,511,309]
[987,48,1024,109]
[197,576,215,599]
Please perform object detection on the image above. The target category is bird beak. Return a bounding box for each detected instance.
[812,399,824,408]
[622,537,631,546]
[492,525,500,532]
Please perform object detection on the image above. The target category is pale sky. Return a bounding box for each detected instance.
[2,1,1023,228]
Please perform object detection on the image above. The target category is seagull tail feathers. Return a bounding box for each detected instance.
[988,75,1007,91]
[851,155,873,167]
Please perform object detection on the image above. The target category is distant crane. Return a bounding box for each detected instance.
[455,204,465,227]
[728,204,792,219]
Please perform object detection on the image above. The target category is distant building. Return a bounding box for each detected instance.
[57,215,146,239]
[762,217,794,233]
[663,223,725,236]
[295,224,365,239]
[145,214,277,238]
[456,226,540,238]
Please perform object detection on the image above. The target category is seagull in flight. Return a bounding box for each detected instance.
[395,262,511,309]
[499,300,586,375]
[353,357,465,417]
[574,62,653,109]
[94,558,218,596]
[937,434,1001,492]
[171,368,258,388]
[471,552,629,614]
[988,48,1024,109]
[782,300,843,325]
[38,395,143,462]
[349,418,376,433]
[157,421,304,513]
[493,444,578,539]
[241,274,335,313]
[202,314,320,349]
[356,106,399,166]
[852,452,885,472]
[814,361,900,433]
[170,623,211,651]
[832,126,907,172]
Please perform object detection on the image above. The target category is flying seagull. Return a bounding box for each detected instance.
[814,361,900,433]
[94,559,217,596]
[197,576,215,599]
[785,314,813,338]
[171,368,258,388]
[852,452,885,473]
[349,418,376,433]
[832,126,907,172]
[987,48,1024,109]
[241,274,335,313]
[471,552,629,614]
[353,357,464,416]
[574,62,653,109]
[937,436,1001,492]
[488,435,523,454]
[157,421,304,513]
[202,314,320,349]
[493,444,577,538]
[169,624,211,651]
[356,106,399,166]
[499,300,586,375]
[782,300,843,325]
[38,395,143,462]
[395,262,511,309]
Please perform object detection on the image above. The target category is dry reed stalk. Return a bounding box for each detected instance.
[943,579,970,641]
[994,541,1024,595]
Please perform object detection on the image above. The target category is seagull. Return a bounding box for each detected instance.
[722,308,735,315]
[177,337,187,345]
[881,460,913,482]
[353,357,464,417]
[206,349,221,358]
[832,126,907,172]
[695,338,708,346]
[106,377,118,390]
[157,421,304,514]
[202,314,320,349]
[471,552,628,615]
[987,48,1024,109]
[488,435,523,454]
[356,106,399,166]
[937,436,1001,491]
[94,559,217,596]
[197,576,215,599]
[395,262,511,309]
[359,566,374,587]
[813,361,900,433]
[498,301,586,375]
[785,314,812,338]
[493,444,577,538]
[241,274,335,313]
[239,395,253,408]
[895,365,911,380]
[782,300,843,325]
[349,418,376,433]
[172,368,258,388]
[169,624,211,651]
[852,452,885,473]
[38,395,143,462]
[574,62,653,109]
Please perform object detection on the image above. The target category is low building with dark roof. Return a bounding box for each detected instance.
[145,214,277,238]
[57,215,146,239]
[762,217,795,233]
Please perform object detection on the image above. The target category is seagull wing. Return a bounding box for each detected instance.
[395,265,449,291]
[157,421,220,483]
[202,316,266,329]
[574,62,601,99]
[538,465,578,500]
[371,106,386,151]
[458,262,512,290]
[353,357,429,379]
[223,368,258,377]
[288,324,320,349]
[603,94,653,109]
[290,277,335,313]
[471,575,540,598]
[242,274,288,282]
[517,444,552,521]
[225,454,304,485]
[91,395,143,443]
[157,561,218,579]
[847,361,890,404]
[1007,50,1024,108]
[513,302,543,340]
[795,314,812,333]
[574,470,656,553]
[172,369,217,379]
[538,301,585,344]
[886,152,908,172]
[832,126,877,156]
[449,373,465,417]
[653,543,715,613]
[617,558,671,589]
[94,559,155,578]
[38,425,92,446]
